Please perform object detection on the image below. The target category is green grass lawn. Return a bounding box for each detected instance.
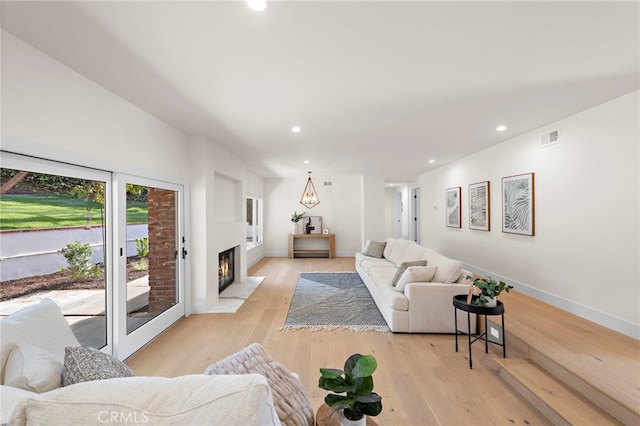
[0,194,147,230]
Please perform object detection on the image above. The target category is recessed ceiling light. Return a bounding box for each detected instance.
[496,125,507,132]
[428,159,435,164]
[247,0,267,12]
[303,160,309,164]
[291,126,301,133]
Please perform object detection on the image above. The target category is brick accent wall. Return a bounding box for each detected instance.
[147,188,177,313]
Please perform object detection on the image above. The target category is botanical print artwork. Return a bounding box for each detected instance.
[469,181,490,231]
[502,173,535,236]
[446,187,461,228]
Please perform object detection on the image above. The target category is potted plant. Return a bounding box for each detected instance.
[291,211,305,234]
[466,275,513,307]
[318,353,382,426]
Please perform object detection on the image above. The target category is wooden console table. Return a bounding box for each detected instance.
[288,234,335,259]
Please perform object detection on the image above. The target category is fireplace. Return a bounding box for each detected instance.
[218,247,235,292]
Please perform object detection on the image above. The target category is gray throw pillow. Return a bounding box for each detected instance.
[362,240,386,258]
[63,346,134,386]
[391,260,428,287]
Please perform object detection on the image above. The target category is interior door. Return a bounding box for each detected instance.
[113,174,185,360]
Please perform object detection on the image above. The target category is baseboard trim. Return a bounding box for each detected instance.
[464,263,639,340]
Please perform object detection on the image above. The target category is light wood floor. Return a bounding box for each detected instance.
[126,257,549,425]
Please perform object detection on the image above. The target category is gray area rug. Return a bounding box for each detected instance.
[282,272,390,332]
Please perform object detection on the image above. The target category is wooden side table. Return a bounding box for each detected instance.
[288,233,335,258]
[315,404,379,426]
[453,294,506,369]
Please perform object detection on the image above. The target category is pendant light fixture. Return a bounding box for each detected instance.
[300,171,320,209]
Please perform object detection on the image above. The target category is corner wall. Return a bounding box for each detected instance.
[419,91,640,338]
[264,174,363,257]
[188,136,248,313]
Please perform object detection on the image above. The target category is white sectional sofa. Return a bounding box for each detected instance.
[1,299,282,426]
[356,238,477,333]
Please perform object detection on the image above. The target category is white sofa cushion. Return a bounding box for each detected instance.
[386,239,413,265]
[4,344,62,393]
[395,243,428,266]
[359,258,394,275]
[25,374,280,426]
[430,257,463,283]
[368,268,409,311]
[394,266,438,292]
[382,237,396,259]
[1,299,79,385]
[1,385,39,426]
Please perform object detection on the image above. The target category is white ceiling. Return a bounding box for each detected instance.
[1,1,638,181]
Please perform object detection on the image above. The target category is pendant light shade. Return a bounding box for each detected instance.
[300,171,320,209]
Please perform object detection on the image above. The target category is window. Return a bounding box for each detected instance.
[246,197,262,249]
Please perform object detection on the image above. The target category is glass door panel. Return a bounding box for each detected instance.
[114,175,184,359]
[0,153,112,351]
[125,186,179,333]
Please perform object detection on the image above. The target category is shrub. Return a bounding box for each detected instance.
[60,241,100,280]
[135,237,149,258]
[131,257,148,272]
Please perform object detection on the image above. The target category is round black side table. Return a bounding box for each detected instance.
[453,294,506,369]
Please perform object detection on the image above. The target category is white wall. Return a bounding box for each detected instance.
[187,136,248,313]
[1,31,189,178]
[1,31,252,315]
[361,175,386,246]
[264,174,362,256]
[419,91,640,338]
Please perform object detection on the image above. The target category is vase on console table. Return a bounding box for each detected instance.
[292,223,298,234]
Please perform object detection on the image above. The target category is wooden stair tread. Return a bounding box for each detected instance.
[497,358,620,425]
[494,291,640,418]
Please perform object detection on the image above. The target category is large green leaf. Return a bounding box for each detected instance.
[319,376,355,393]
[354,376,374,395]
[346,354,377,378]
[319,368,344,379]
[357,397,382,416]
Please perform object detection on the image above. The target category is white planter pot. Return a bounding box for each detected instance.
[485,296,497,308]
[292,223,298,234]
[341,411,366,426]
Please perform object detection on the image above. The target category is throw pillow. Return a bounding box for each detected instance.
[62,346,134,386]
[394,266,438,292]
[204,343,314,426]
[362,240,386,258]
[391,260,427,287]
[4,344,62,393]
[431,258,463,283]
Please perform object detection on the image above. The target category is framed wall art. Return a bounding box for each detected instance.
[502,173,535,236]
[445,186,461,228]
[469,181,490,231]
[303,216,322,234]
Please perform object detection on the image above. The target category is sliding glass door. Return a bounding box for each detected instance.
[1,152,186,360]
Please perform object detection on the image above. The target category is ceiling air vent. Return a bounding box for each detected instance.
[324,181,332,186]
[541,130,559,147]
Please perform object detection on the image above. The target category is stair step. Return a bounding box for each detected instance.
[496,358,621,425]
